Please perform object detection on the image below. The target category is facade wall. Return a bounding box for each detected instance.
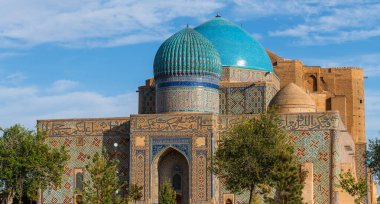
[217,112,342,204]
[129,114,217,204]
[38,118,130,204]
[138,68,280,116]
[273,60,366,178]
[39,113,353,204]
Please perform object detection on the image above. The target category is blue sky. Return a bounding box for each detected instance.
[0,0,379,142]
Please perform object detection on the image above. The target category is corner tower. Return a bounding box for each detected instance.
[153,28,222,113]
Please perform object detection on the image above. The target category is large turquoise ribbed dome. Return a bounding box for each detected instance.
[195,17,273,72]
[153,28,222,78]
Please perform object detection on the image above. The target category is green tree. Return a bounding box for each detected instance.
[159,180,176,204]
[0,124,68,204]
[339,171,367,204]
[367,138,380,180]
[127,184,143,204]
[269,153,306,204]
[212,109,302,204]
[80,152,128,204]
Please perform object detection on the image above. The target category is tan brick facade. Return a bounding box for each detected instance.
[269,51,366,179]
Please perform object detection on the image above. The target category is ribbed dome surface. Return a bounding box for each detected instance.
[270,83,316,113]
[195,17,273,72]
[153,28,222,78]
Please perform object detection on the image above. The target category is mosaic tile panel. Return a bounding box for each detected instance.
[265,84,278,107]
[151,137,192,161]
[218,112,340,132]
[217,112,342,204]
[290,130,332,204]
[245,86,264,114]
[196,150,208,201]
[355,143,367,179]
[156,86,219,113]
[43,135,130,204]
[39,118,130,204]
[131,114,215,132]
[219,87,227,114]
[220,86,265,115]
[218,130,332,204]
[135,150,145,198]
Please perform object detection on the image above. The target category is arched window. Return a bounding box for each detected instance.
[172,174,181,190]
[225,199,233,204]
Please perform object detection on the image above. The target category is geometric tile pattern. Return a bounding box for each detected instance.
[135,151,145,198]
[289,130,331,204]
[39,118,130,204]
[196,150,208,201]
[156,86,219,113]
[220,86,265,115]
[220,130,333,204]
[265,84,278,106]
[355,143,367,179]
[217,112,342,204]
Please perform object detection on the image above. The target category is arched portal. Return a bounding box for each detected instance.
[151,147,189,204]
[304,75,318,92]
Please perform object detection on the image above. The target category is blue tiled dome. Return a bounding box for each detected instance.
[153,28,222,78]
[195,17,273,72]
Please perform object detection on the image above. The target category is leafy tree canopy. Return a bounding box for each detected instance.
[0,124,68,204]
[80,151,128,204]
[212,109,304,204]
[367,138,380,180]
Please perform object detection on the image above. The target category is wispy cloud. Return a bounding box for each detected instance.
[0,79,137,129]
[1,0,377,48]
[0,0,224,48]
[49,80,79,93]
[4,72,27,85]
[268,1,380,45]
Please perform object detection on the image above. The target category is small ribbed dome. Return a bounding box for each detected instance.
[270,83,316,113]
[195,17,273,72]
[153,28,222,78]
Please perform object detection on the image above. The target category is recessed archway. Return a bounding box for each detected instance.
[151,147,189,204]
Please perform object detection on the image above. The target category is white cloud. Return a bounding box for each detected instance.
[251,33,263,40]
[0,0,378,48]
[4,72,27,85]
[268,1,380,45]
[0,0,224,48]
[231,0,324,17]
[49,80,79,93]
[0,80,138,129]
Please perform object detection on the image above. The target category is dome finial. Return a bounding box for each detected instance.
[186,23,189,28]
[215,11,221,18]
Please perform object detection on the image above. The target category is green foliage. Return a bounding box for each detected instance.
[339,172,367,204]
[80,152,128,204]
[268,154,306,204]
[212,109,304,204]
[0,124,68,204]
[127,184,143,203]
[367,138,380,180]
[159,180,176,204]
